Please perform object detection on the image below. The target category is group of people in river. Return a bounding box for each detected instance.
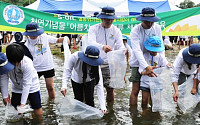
[0,6,200,121]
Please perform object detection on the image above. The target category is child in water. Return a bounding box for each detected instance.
[61,46,107,114]
[139,36,171,111]
[0,43,43,120]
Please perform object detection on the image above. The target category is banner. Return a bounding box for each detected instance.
[0,1,200,36]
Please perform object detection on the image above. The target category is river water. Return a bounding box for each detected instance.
[1,47,200,125]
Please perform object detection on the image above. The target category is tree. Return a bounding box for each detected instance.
[1,0,36,7]
[23,0,36,7]
[195,3,200,7]
[179,0,195,9]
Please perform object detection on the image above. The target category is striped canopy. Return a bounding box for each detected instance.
[26,0,180,17]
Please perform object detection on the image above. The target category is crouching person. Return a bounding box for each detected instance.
[61,46,107,114]
[0,43,43,120]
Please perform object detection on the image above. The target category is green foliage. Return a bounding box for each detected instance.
[23,0,36,7]
[1,0,36,7]
[195,3,200,7]
[2,0,200,9]
[178,0,195,9]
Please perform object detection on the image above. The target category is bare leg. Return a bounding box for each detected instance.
[72,38,77,49]
[73,38,76,47]
[7,34,11,43]
[141,90,150,110]
[34,108,43,121]
[130,82,140,108]
[45,77,55,99]
[178,40,181,50]
[190,36,193,45]
[3,35,7,44]
[141,90,150,115]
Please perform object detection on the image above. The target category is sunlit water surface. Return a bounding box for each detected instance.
[1,47,200,125]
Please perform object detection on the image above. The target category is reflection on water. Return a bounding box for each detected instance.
[1,47,200,124]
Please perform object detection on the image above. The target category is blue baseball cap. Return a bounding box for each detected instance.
[0,52,14,75]
[136,7,160,22]
[78,46,104,66]
[144,36,164,52]
[97,7,118,19]
[183,44,200,64]
[23,22,44,37]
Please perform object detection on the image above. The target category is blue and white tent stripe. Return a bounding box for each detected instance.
[26,0,180,16]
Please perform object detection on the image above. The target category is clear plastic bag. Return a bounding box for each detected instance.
[177,75,200,113]
[150,67,176,112]
[4,103,23,122]
[150,84,163,112]
[16,105,33,114]
[107,49,127,88]
[59,96,104,120]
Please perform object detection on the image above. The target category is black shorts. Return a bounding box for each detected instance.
[7,31,12,34]
[180,38,185,41]
[37,69,55,78]
[71,80,95,107]
[11,91,42,109]
[72,35,78,38]
[140,86,150,92]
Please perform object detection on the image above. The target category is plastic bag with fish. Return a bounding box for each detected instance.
[59,96,103,119]
[4,103,23,122]
[177,75,200,113]
[149,67,176,112]
[107,49,127,88]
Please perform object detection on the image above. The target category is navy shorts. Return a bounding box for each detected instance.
[140,86,150,92]
[11,91,42,109]
[180,38,185,41]
[37,68,55,78]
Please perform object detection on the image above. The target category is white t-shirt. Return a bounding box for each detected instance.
[62,52,106,110]
[172,48,197,83]
[0,32,2,39]
[129,23,164,69]
[140,53,168,88]
[0,56,40,105]
[88,23,125,63]
[25,33,57,72]
[11,32,16,35]
[164,38,172,47]
[125,43,132,57]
